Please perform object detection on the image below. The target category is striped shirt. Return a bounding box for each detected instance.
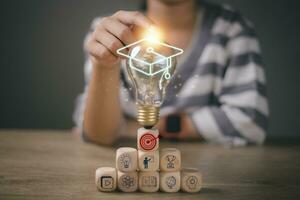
[73,2,269,147]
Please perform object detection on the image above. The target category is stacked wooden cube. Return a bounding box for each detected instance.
[95,127,202,193]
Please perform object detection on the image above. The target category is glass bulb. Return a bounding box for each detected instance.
[125,42,177,127]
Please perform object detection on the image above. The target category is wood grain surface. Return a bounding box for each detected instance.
[0,130,300,200]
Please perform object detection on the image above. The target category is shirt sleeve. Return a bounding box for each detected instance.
[72,18,138,138]
[72,17,100,133]
[189,16,269,147]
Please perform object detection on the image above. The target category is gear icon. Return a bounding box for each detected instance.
[186,176,198,190]
[121,175,135,188]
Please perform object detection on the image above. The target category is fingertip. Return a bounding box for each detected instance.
[147,20,156,30]
[138,16,154,30]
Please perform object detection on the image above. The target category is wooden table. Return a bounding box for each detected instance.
[0,130,300,200]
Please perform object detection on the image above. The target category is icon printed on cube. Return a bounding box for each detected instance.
[116,147,137,172]
[139,171,159,192]
[101,176,114,189]
[138,150,159,171]
[143,156,153,169]
[181,168,202,193]
[137,127,159,151]
[141,175,157,187]
[186,176,198,189]
[117,171,138,192]
[160,148,181,172]
[95,167,117,192]
[120,154,131,169]
[95,124,203,193]
[166,155,176,168]
[160,171,180,193]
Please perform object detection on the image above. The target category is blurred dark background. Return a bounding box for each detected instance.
[0,0,299,139]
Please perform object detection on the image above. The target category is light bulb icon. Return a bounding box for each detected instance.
[117,32,183,128]
[120,154,131,169]
[123,157,130,168]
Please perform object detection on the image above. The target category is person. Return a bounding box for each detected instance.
[73,0,269,147]
[143,157,152,169]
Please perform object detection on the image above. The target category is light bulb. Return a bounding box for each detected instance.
[117,32,183,128]
[126,44,175,127]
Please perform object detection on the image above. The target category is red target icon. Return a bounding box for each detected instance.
[139,133,158,151]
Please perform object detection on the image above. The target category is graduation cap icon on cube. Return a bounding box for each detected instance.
[117,38,184,79]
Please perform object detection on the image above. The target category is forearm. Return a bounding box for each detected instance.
[190,105,267,146]
[78,11,154,145]
[83,65,122,145]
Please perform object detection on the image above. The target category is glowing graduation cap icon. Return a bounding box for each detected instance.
[117,38,184,79]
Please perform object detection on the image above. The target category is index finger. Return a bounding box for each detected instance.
[113,10,153,29]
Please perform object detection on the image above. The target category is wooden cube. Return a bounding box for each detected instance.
[139,171,159,192]
[95,167,117,192]
[181,168,202,193]
[138,150,159,172]
[116,147,137,172]
[160,148,181,172]
[159,171,180,193]
[137,127,159,151]
[117,171,138,192]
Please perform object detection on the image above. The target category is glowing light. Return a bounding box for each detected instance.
[116,32,183,80]
[144,26,163,43]
[116,27,184,127]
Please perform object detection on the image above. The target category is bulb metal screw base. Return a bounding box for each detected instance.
[137,105,160,127]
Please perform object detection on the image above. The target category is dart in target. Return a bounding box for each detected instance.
[139,133,159,151]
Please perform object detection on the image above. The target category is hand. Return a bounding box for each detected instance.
[156,112,201,140]
[84,10,153,69]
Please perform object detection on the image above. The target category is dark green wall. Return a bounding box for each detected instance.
[0,0,299,139]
